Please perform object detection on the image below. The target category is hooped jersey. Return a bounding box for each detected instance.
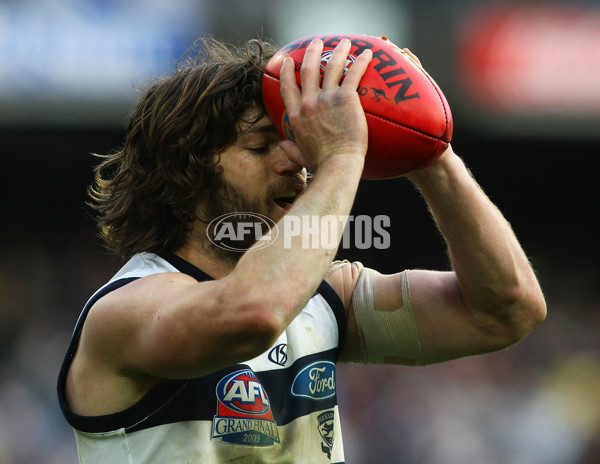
[57,253,347,463]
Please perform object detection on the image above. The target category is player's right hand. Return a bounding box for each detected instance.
[279,38,373,172]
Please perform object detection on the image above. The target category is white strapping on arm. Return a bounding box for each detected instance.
[351,262,425,366]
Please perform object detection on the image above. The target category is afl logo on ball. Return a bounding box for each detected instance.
[320,50,356,75]
[281,111,295,142]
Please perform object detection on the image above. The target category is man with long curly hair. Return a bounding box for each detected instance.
[57,37,546,463]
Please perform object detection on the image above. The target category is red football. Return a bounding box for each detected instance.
[262,33,453,179]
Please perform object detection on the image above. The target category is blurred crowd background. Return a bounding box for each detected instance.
[1,0,599,463]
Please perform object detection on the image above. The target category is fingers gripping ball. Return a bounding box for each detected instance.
[262,34,453,179]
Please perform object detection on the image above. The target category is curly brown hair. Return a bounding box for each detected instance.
[88,37,280,258]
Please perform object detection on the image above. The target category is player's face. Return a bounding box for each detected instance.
[211,116,307,223]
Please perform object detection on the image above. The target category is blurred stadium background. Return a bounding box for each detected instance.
[1,0,599,462]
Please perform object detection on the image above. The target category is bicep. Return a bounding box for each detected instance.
[82,273,267,379]
[403,269,517,364]
[338,267,516,365]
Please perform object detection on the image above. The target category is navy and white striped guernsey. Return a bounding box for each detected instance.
[57,252,347,463]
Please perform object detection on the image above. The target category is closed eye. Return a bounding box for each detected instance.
[246,145,270,155]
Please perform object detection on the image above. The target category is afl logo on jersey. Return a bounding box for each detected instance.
[216,369,270,415]
[212,369,280,447]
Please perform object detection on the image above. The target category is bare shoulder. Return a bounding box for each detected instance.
[68,263,295,416]
[67,271,197,416]
[91,271,199,320]
[84,271,198,350]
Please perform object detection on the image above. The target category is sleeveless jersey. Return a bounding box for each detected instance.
[57,253,347,463]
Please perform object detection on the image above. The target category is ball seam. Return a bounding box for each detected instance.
[414,68,450,138]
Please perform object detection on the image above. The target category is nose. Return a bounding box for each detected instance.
[273,142,305,176]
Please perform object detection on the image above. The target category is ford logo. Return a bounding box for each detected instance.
[290,361,336,400]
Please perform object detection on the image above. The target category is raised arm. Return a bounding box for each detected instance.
[335,146,546,364]
[75,39,373,384]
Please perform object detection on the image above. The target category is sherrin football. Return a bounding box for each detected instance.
[262,33,453,179]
